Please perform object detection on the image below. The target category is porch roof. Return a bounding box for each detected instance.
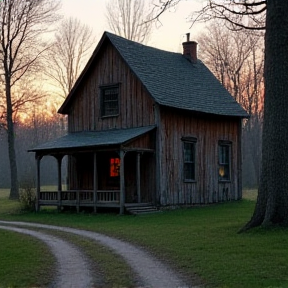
[28,126,156,155]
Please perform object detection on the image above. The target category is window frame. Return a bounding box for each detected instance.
[100,84,120,118]
[218,141,232,182]
[182,137,197,182]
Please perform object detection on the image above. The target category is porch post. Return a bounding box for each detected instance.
[35,155,42,212]
[120,150,126,214]
[93,152,98,213]
[74,155,80,213]
[154,104,162,206]
[137,152,141,203]
[56,155,63,211]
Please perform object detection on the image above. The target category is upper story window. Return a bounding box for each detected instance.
[100,84,119,117]
[218,141,231,181]
[182,137,197,182]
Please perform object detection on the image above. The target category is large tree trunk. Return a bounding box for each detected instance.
[6,82,19,200]
[242,1,288,230]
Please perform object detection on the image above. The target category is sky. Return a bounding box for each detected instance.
[59,0,205,53]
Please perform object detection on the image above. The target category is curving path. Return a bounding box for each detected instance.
[0,225,93,288]
[0,220,196,288]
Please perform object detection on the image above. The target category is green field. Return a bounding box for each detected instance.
[0,188,287,288]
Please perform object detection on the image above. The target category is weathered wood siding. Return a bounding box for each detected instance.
[68,132,156,204]
[64,40,243,207]
[124,151,155,203]
[67,42,156,132]
[122,130,155,150]
[158,106,242,205]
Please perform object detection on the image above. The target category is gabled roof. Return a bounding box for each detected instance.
[28,126,156,154]
[59,31,248,118]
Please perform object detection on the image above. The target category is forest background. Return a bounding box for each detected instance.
[0,0,263,192]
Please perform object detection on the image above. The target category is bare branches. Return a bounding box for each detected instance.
[191,0,266,30]
[106,0,154,43]
[198,21,264,108]
[44,17,96,98]
[152,0,267,30]
[0,0,61,82]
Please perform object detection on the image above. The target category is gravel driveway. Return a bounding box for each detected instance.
[0,220,198,288]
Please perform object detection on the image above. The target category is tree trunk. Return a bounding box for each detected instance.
[242,1,288,230]
[6,82,19,199]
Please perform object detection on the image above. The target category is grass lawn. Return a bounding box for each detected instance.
[0,188,287,288]
[0,230,54,288]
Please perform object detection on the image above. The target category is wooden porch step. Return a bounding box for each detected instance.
[125,203,160,215]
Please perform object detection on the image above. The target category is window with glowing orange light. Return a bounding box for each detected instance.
[218,142,231,181]
[110,158,120,177]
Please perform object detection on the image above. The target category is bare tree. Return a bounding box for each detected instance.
[198,23,263,104]
[0,88,5,130]
[198,22,264,188]
[45,17,96,98]
[155,0,288,229]
[0,0,60,199]
[106,0,154,43]
[242,40,264,188]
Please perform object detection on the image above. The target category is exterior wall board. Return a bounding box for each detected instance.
[68,43,155,132]
[64,41,242,208]
[159,106,241,205]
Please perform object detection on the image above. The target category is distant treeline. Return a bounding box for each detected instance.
[0,117,67,189]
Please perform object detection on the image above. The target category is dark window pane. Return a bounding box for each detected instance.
[184,163,195,180]
[183,141,196,181]
[219,146,227,164]
[101,86,119,116]
[184,142,194,162]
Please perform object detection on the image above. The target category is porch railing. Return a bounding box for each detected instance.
[39,190,120,203]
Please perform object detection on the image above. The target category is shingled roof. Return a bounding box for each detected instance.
[59,31,248,118]
[28,126,156,155]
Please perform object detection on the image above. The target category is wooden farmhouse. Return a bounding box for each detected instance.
[29,31,248,214]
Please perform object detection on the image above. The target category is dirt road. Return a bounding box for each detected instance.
[0,220,198,288]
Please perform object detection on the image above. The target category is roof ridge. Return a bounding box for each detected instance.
[59,31,248,118]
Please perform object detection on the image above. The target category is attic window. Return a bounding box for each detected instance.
[100,85,119,117]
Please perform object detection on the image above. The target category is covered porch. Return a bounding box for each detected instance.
[29,126,156,214]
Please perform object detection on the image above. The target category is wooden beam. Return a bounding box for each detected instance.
[73,155,80,213]
[137,153,141,203]
[35,155,42,212]
[119,150,126,214]
[93,152,98,213]
[56,156,63,211]
[154,104,161,206]
[76,190,80,213]
[122,148,154,153]
[237,119,243,200]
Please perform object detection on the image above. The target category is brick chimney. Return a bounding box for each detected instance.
[182,33,198,63]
